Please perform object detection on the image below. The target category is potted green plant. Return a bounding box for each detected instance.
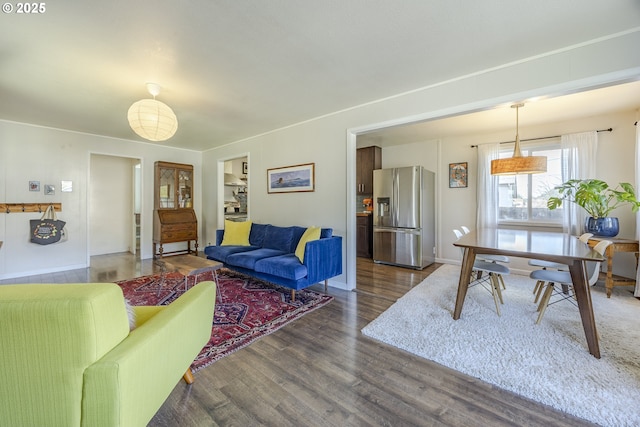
[547,179,640,237]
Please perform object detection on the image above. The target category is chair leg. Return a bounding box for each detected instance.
[183,368,195,384]
[490,275,501,316]
[469,271,476,283]
[324,279,328,293]
[291,289,296,302]
[492,274,504,305]
[498,274,506,290]
[533,280,545,303]
[536,283,554,324]
[536,282,550,312]
[533,279,542,296]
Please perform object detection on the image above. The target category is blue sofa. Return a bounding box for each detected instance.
[204,223,342,299]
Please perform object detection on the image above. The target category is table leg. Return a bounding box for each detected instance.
[453,247,476,320]
[605,245,614,298]
[568,259,600,358]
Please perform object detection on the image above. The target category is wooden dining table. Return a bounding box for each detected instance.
[453,228,606,358]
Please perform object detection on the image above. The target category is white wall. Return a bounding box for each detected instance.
[0,121,201,279]
[201,29,640,290]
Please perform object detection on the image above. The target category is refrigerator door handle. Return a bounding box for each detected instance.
[374,227,421,234]
[393,169,399,226]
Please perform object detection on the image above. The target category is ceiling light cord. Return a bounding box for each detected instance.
[512,103,523,157]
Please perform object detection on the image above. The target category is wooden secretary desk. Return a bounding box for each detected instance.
[153,161,198,258]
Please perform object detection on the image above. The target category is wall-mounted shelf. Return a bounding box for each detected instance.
[0,203,62,213]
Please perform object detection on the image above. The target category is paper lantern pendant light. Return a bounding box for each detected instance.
[491,103,547,175]
[128,83,178,142]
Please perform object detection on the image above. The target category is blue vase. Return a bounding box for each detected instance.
[585,217,619,237]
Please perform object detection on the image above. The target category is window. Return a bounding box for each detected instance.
[497,141,563,225]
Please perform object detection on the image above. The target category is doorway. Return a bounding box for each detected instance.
[89,154,141,258]
[222,156,249,222]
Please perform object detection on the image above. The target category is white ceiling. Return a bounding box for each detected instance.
[357,81,640,147]
[1,1,639,152]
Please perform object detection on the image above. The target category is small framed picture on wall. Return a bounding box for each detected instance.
[449,162,468,188]
[267,163,315,193]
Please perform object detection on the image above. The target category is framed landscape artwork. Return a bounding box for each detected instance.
[267,163,315,193]
[449,162,468,188]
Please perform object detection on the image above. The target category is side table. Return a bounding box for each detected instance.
[588,236,639,298]
[157,255,222,292]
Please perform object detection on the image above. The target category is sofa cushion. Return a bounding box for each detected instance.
[255,254,308,281]
[226,248,287,270]
[295,226,321,263]
[221,220,252,246]
[320,228,333,238]
[249,223,270,247]
[262,225,295,252]
[204,245,258,263]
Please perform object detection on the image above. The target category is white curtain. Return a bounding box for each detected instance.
[560,131,598,235]
[476,143,500,228]
[634,120,640,297]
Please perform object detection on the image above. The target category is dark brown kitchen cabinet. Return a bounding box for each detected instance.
[356,146,381,195]
[153,161,198,258]
[357,214,373,258]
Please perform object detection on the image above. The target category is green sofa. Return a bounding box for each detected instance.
[0,280,216,427]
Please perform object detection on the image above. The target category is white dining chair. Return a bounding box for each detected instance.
[529,239,611,324]
[453,229,510,316]
[460,226,509,289]
[530,233,593,301]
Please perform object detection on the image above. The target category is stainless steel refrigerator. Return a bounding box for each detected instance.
[373,166,435,269]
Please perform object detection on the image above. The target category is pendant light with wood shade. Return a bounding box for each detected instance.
[491,103,547,175]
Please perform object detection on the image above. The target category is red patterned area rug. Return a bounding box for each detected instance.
[117,269,333,372]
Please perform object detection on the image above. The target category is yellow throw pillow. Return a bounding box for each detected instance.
[221,220,252,246]
[295,226,321,263]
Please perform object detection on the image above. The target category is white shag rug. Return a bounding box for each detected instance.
[361,264,640,427]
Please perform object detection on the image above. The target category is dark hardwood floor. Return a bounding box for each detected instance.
[1,254,597,426]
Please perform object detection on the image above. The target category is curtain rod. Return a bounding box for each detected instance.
[470,128,612,148]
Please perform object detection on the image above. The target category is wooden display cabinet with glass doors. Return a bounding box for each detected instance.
[153,161,198,258]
